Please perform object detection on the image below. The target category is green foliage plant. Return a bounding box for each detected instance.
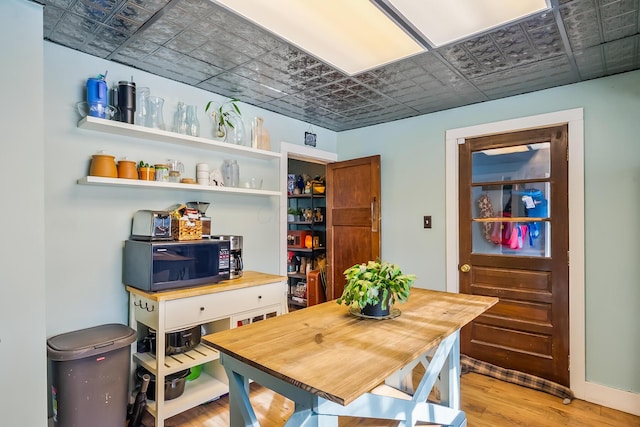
[205,98,241,132]
[337,259,416,311]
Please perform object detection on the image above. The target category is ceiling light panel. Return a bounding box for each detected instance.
[213,0,425,75]
[385,0,550,47]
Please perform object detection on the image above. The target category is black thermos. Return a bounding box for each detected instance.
[117,80,136,124]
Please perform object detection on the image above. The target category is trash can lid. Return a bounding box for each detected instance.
[47,323,136,361]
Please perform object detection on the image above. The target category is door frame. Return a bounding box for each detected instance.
[279,142,337,280]
[445,108,632,414]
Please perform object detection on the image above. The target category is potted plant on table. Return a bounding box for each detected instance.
[205,97,241,141]
[337,259,416,318]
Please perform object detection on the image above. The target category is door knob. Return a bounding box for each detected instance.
[460,264,471,273]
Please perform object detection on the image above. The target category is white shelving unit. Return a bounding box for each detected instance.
[127,272,287,427]
[76,116,282,196]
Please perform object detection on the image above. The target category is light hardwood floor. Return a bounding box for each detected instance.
[142,373,640,427]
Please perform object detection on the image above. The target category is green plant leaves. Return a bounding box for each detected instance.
[336,260,416,310]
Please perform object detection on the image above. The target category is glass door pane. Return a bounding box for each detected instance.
[471,143,551,257]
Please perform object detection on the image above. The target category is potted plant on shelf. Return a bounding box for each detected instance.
[287,208,302,222]
[337,260,416,318]
[138,161,155,181]
[205,97,241,141]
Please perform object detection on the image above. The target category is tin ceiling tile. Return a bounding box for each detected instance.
[573,45,605,78]
[471,56,576,98]
[132,0,171,13]
[198,72,278,104]
[43,0,75,8]
[190,45,252,71]
[603,36,640,73]
[71,0,110,23]
[117,3,154,25]
[43,5,65,36]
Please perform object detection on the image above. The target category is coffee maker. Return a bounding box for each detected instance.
[211,235,243,278]
[186,201,211,238]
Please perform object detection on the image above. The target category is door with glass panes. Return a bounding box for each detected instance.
[458,125,569,386]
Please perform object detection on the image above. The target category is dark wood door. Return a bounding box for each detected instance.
[459,125,570,386]
[326,155,381,301]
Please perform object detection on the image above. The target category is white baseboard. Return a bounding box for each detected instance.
[581,381,640,416]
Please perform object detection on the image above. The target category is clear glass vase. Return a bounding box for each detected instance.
[173,101,187,134]
[185,105,200,137]
[212,113,227,141]
[228,112,246,145]
[134,87,149,126]
[146,96,165,130]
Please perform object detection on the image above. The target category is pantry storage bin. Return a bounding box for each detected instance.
[47,323,136,427]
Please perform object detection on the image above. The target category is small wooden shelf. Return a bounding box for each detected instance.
[288,193,325,199]
[287,273,306,279]
[287,247,325,253]
[78,116,281,160]
[78,176,281,197]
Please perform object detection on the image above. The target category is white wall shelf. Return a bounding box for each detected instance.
[77,176,281,197]
[78,116,281,160]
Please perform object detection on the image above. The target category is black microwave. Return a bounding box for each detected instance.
[123,239,230,292]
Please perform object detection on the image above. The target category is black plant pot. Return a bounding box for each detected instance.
[361,298,391,317]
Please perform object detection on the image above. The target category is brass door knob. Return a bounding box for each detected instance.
[460,264,471,273]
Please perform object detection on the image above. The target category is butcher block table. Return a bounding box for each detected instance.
[203,288,497,427]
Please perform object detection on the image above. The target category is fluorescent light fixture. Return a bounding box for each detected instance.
[213,0,425,75]
[381,0,550,47]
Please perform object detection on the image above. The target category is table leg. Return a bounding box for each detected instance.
[221,353,338,427]
[226,367,259,427]
[438,330,461,410]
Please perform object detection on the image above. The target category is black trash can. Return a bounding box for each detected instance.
[47,323,136,427]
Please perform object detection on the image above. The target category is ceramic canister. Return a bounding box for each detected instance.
[117,160,138,179]
[89,154,117,178]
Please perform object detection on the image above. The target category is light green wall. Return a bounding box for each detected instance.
[1,1,47,426]
[337,71,640,394]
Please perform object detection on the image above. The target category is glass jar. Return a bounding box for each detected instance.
[154,164,169,182]
[168,170,181,183]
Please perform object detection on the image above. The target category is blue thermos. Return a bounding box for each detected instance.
[86,75,108,118]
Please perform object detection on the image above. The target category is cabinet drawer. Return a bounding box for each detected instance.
[164,281,284,330]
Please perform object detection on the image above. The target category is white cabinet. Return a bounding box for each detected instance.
[127,271,287,427]
[76,116,282,196]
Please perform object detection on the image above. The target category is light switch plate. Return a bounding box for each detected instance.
[423,215,432,229]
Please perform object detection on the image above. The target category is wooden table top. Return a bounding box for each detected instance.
[203,288,497,406]
[125,271,287,302]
